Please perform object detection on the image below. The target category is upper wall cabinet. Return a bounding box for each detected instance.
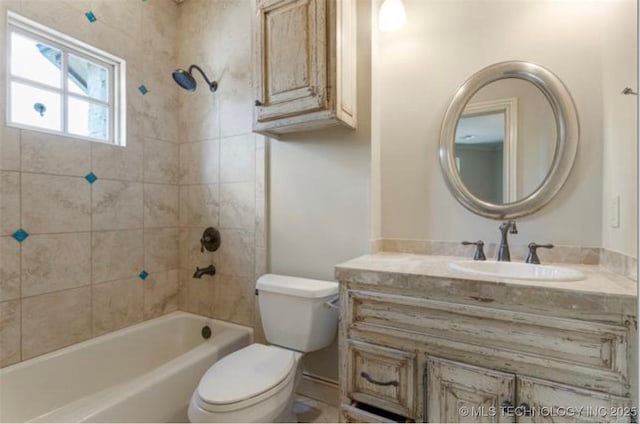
[253,0,357,138]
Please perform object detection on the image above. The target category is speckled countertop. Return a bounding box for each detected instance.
[335,253,637,299]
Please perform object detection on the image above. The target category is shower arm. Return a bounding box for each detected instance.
[188,65,218,92]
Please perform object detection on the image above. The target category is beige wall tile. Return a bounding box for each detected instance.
[178,268,213,316]
[20,0,89,42]
[179,139,219,184]
[21,131,91,177]
[0,126,20,172]
[179,184,219,227]
[218,229,255,277]
[178,93,220,144]
[91,0,142,38]
[22,174,91,233]
[144,269,178,319]
[144,138,179,184]
[220,134,255,183]
[144,228,178,272]
[92,230,144,283]
[211,275,254,326]
[0,237,20,302]
[141,80,179,142]
[22,287,91,360]
[93,278,143,336]
[141,1,178,65]
[92,137,143,182]
[22,233,91,297]
[143,184,178,228]
[0,171,19,236]
[220,182,255,231]
[0,300,20,367]
[92,180,143,231]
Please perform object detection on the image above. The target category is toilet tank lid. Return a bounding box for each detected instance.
[256,274,338,298]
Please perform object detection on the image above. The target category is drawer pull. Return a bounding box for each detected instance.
[360,371,399,387]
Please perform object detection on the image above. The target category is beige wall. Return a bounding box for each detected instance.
[0,0,180,367]
[268,0,372,382]
[601,0,637,259]
[176,0,266,332]
[374,0,616,250]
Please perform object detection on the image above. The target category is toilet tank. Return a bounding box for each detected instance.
[256,274,339,353]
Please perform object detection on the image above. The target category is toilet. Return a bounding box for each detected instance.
[188,274,339,423]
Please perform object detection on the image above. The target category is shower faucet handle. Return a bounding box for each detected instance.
[199,227,221,253]
[461,240,486,261]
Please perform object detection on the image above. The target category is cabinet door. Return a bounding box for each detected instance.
[516,376,633,423]
[254,0,328,123]
[427,357,516,423]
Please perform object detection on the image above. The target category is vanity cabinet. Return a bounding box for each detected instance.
[338,281,637,423]
[252,0,356,138]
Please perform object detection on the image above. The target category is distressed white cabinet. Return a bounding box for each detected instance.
[338,283,637,423]
[426,357,516,423]
[252,0,356,138]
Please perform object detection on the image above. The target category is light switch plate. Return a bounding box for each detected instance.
[609,195,620,228]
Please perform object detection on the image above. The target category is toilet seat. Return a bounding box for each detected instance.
[194,344,298,413]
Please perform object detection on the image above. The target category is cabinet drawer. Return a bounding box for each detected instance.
[347,290,629,383]
[341,404,401,423]
[347,340,416,417]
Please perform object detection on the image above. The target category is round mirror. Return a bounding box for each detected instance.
[439,61,579,219]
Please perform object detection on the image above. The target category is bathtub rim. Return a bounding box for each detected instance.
[0,311,254,376]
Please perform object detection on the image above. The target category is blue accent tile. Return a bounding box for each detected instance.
[85,172,98,184]
[139,270,149,280]
[11,229,29,243]
[138,85,148,95]
[85,11,97,23]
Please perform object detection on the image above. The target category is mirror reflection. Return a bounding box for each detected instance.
[454,78,557,204]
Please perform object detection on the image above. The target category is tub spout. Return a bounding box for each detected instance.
[193,265,216,279]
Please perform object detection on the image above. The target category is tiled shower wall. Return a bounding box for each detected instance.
[0,0,181,367]
[176,0,267,335]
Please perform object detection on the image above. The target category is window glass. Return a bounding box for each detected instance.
[10,31,62,88]
[67,97,109,140]
[7,13,125,145]
[68,54,109,102]
[10,81,61,131]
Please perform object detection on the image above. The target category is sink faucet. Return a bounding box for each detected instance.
[193,264,216,279]
[497,221,518,261]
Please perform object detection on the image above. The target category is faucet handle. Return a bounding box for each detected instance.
[525,242,554,264]
[462,240,486,261]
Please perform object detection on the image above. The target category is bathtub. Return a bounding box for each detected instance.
[0,312,253,423]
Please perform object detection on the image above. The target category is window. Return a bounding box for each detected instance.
[6,12,126,145]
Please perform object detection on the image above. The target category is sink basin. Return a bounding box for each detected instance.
[449,260,585,282]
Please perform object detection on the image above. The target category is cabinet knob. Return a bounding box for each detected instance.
[360,371,399,387]
[255,100,263,106]
[501,400,515,414]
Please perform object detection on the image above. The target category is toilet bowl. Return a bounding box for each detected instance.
[188,274,339,423]
[188,344,303,422]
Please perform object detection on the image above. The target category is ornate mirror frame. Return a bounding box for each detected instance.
[439,61,579,219]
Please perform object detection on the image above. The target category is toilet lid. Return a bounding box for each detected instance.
[197,344,296,405]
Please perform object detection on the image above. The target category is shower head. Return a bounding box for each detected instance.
[172,69,197,91]
[172,65,218,92]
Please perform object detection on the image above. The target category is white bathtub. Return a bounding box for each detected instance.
[0,312,253,423]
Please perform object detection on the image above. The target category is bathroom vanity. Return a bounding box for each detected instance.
[336,253,637,423]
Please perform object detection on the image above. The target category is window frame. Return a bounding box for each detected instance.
[6,11,127,146]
